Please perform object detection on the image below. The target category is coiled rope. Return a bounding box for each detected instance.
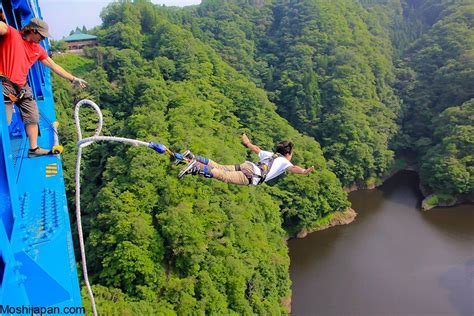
[74,99,169,316]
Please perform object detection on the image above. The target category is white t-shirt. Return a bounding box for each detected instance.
[256,150,293,183]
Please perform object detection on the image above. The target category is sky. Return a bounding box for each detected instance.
[40,0,201,39]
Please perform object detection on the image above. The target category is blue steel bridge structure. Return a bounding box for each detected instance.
[0,0,83,314]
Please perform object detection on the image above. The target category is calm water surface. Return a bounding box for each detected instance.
[289,171,474,315]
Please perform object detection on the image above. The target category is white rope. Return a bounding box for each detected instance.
[74,99,153,316]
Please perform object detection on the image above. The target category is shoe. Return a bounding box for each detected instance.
[182,150,195,160]
[178,160,198,179]
[28,147,52,158]
[178,160,213,179]
[173,150,195,165]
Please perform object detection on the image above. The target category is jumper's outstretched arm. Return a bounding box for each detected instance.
[288,165,315,175]
[242,133,261,154]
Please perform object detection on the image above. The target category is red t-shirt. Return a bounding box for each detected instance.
[0,25,48,86]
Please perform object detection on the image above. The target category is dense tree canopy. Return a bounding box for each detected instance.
[420,100,473,196]
[393,0,473,197]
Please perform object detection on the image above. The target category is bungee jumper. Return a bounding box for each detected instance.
[178,133,315,185]
[0,18,87,158]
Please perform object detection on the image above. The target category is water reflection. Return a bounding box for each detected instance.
[289,171,474,315]
[422,205,474,241]
[439,257,474,316]
[377,171,424,209]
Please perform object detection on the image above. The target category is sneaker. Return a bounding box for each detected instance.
[178,160,198,179]
[28,147,52,158]
[182,150,195,160]
[173,149,195,165]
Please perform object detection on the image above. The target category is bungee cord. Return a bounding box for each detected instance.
[74,99,173,316]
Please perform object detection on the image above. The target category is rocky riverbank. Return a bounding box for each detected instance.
[417,174,473,211]
[295,207,357,239]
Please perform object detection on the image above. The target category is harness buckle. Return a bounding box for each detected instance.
[17,88,26,100]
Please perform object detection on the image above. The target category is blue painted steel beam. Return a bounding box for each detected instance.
[0,0,83,314]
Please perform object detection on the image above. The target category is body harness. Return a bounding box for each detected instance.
[237,153,282,185]
[255,153,282,184]
[0,73,27,103]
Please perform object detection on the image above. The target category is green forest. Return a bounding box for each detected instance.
[50,0,473,314]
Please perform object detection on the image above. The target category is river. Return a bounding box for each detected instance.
[289,171,474,315]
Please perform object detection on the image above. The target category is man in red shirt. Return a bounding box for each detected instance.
[0,18,87,157]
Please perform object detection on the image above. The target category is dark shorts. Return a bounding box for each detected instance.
[2,82,39,125]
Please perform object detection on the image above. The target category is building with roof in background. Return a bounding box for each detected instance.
[63,31,97,52]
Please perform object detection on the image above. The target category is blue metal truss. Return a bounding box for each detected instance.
[0,0,83,314]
